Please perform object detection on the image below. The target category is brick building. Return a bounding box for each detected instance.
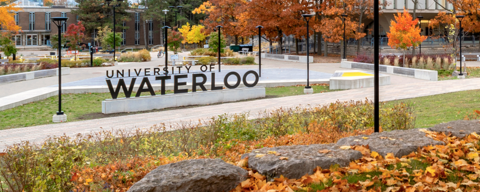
[4,1,162,50]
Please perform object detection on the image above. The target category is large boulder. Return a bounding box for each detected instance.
[336,129,444,158]
[240,144,362,180]
[428,120,480,138]
[127,159,247,192]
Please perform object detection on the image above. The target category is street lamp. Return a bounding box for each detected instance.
[256,25,263,77]
[106,0,123,63]
[302,14,314,94]
[456,15,465,78]
[373,0,380,133]
[417,16,423,55]
[341,13,347,60]
[51,17,68,122]
[169,6,183,29]
[163,26,171,73]
[216,25,223,72]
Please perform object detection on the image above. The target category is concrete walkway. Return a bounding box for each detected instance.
[1,77,479,151]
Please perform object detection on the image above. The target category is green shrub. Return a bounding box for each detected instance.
[36,58,57,64]
[225,58,240,64]
[190,48,207,56]
[93,57,106,66]
[240,56,255,64]
[197,56,216,65]
[60,60,90,67]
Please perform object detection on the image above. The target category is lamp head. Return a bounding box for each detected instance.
[341,14,347,18]
[169,6,174,9]
[302,14,314,22]
[162,26,171,29]
[417,16,423,19]
[256,25,263,29]
[163,9,169,14]
[51,17,68,27]
[216,25,223,29]
[456,15,465,21]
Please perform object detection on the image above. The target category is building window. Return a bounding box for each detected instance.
[15,13,19,25]
[61,12,67,33]
[45,13,51,31]
[29,12,35,30]
[14,35,22,46]
[148,20,153,45]
[135,13,140,45]
[122,21,126,45]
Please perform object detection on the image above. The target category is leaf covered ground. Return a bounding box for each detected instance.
[232,129,480,192]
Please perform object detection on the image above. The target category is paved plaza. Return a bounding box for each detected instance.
[0,51,480,151]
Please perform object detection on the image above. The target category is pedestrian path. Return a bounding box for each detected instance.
[0,78,479,151]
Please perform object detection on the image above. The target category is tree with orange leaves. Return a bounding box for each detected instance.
[193,0,249,45]
[387,9,427,66]
[0,0,21,34]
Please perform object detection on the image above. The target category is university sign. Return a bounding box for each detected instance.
[102,66,265,114]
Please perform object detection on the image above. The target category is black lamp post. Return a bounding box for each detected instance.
[163,26,171,73]
[456,15,465,77]
[169,6,183,29]
[302,14,314,94]
[374,0,379,133]
[51,17,68,121]
[417,16,423,55]
[341,13,347,60]
[256,25,263,77]
[106,0,123,62]
[216,25,223,72]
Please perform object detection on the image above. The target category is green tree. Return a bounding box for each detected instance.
[72,0,129,41]
[51,34,66,50]
[208,31,226,53]
[0,36,17,57]
[104,31,122,51]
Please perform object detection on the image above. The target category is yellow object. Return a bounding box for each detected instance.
[342,72,373,77]
[115,56,117,61]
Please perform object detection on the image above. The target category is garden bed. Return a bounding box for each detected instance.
[0,67,70,84]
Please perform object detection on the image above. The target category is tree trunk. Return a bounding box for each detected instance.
[235,35,238,45]
[357,2,365,56]
[278,30,283,54]
[295,38,299,55]
[314,32,317,54]
[160,25,163,46]
[323,38,327,57]
[411,0,417,56]
[317,32,322,56]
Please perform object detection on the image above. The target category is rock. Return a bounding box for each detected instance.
[336,129,444,158]
[428,120,480,138]
[127,159,247,192]
[240,144,362,180]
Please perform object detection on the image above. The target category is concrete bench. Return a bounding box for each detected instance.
[460,55,480,61]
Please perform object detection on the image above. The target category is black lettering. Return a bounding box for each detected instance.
[136,77,156,97]
[209,64,215,72]
[128,69,131,77]
[144,68,150,76]
[224,72,241,89]
[177,66,182,74]
[185,65,192,73]
[192,73,207,92]
[242,70,259,87]
[154,68,160,76]
[163,67,169,75]
[106,70,114,78]
[106,78,136,99]
[211,73,223,90]
[200,65,207,72]
[174,74,188,94]
[134,69,142,76]
[155,75,171,95]
[116,70,124,78]
[172,67,174,74]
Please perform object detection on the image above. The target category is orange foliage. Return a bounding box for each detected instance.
[233,130,480,192]
[387,9,427,50]
[0,0,21,36]
[70,121,374,191]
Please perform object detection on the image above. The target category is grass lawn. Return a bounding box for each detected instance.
[386,89,480,128]
[0,84,331,130]
[438,67,480,80]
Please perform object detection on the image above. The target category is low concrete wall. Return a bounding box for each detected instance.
[341,61,437,81]
[102,87,266,114]
[0,67,70,84]
[262,53,313,63]
[330,75,390,90]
